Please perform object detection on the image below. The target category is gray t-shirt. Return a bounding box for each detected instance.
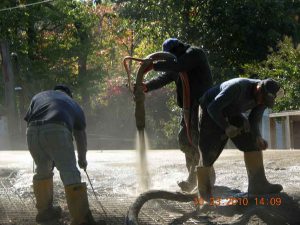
[201,78,266,136]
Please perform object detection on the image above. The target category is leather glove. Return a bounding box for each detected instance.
[133,82,148,93]
[256,137,268,150]
[78,156,87,170]
[225,125,241,138]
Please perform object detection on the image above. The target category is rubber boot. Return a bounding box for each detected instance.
[244,151,283,195]
[65,182,106,225]
[196,166,213,202]
[178,164,197,193]
[33,178,62,222]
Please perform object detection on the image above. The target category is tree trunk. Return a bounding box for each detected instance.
[1,41,18,149]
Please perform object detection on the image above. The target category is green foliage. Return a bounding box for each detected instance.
[1,0,300,148]
[243,37,300,112]
[115,0,300,83]
[198,0,300,82]
[114,0,204,45]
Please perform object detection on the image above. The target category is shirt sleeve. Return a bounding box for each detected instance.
[153,48,207,72]
[207,84,242,130]
[73,129,87,157]
[248,105,266,137]
[74,105,86,131]
[145,71,178,92]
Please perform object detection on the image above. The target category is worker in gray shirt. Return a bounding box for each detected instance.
[25,85,104,225]
[197,78,283,198]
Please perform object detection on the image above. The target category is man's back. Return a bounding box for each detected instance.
[24,90,85,131]
[202,78,260,114]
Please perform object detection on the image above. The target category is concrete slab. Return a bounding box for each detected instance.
[0,150,299,225]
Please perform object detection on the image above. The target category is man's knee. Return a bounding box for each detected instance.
[33,162,54,180]
[231,134,260,152]
[33,170,54,180]
[59,170,81,186]
[201,147,224,167]
[180,143,196,156]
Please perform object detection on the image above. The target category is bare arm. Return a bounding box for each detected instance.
[73,129,87,169]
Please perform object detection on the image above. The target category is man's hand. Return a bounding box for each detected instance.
[133,82,147,93]
[78,156,87,170]
[256,137,268,150]
[225,125,241,138]
[73,129,88,169]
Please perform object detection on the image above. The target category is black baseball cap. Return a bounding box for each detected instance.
[53,84,73,98]
[162,38,182,52]
[259,79,281,108]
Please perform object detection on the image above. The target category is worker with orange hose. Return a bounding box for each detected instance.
[136,38,214,192]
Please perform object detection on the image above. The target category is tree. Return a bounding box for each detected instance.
[114,0,300,83]
[243,37,300,112]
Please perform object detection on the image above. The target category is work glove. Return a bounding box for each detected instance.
[133,82,148,93]
[256,136,268,150]
[78,156,88,170]
[225,125,241,138]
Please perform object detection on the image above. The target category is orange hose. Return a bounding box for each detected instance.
[123,57,145,93]
[179,72,197,149]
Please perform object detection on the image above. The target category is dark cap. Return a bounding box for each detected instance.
[259,79,280,108]
[260,78,280,94]
[162,38,182,52]
[53,84,72,98]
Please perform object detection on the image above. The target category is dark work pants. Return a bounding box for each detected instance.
[198,105,261,167]
[178,103,200,180]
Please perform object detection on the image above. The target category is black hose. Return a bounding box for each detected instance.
[125,190,195,225]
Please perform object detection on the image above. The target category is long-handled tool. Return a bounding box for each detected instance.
[84,169,108,219]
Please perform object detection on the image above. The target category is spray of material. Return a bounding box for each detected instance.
[123,52,177,197]
[135,131,150,192]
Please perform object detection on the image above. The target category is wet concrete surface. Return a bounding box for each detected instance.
[0,150,299,225]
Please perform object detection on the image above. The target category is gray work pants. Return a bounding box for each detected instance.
[26,124,81,185]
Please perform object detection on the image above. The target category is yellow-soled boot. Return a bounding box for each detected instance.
[33,178,62,222]
[65,182,105,225]
[244,151,283,195]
